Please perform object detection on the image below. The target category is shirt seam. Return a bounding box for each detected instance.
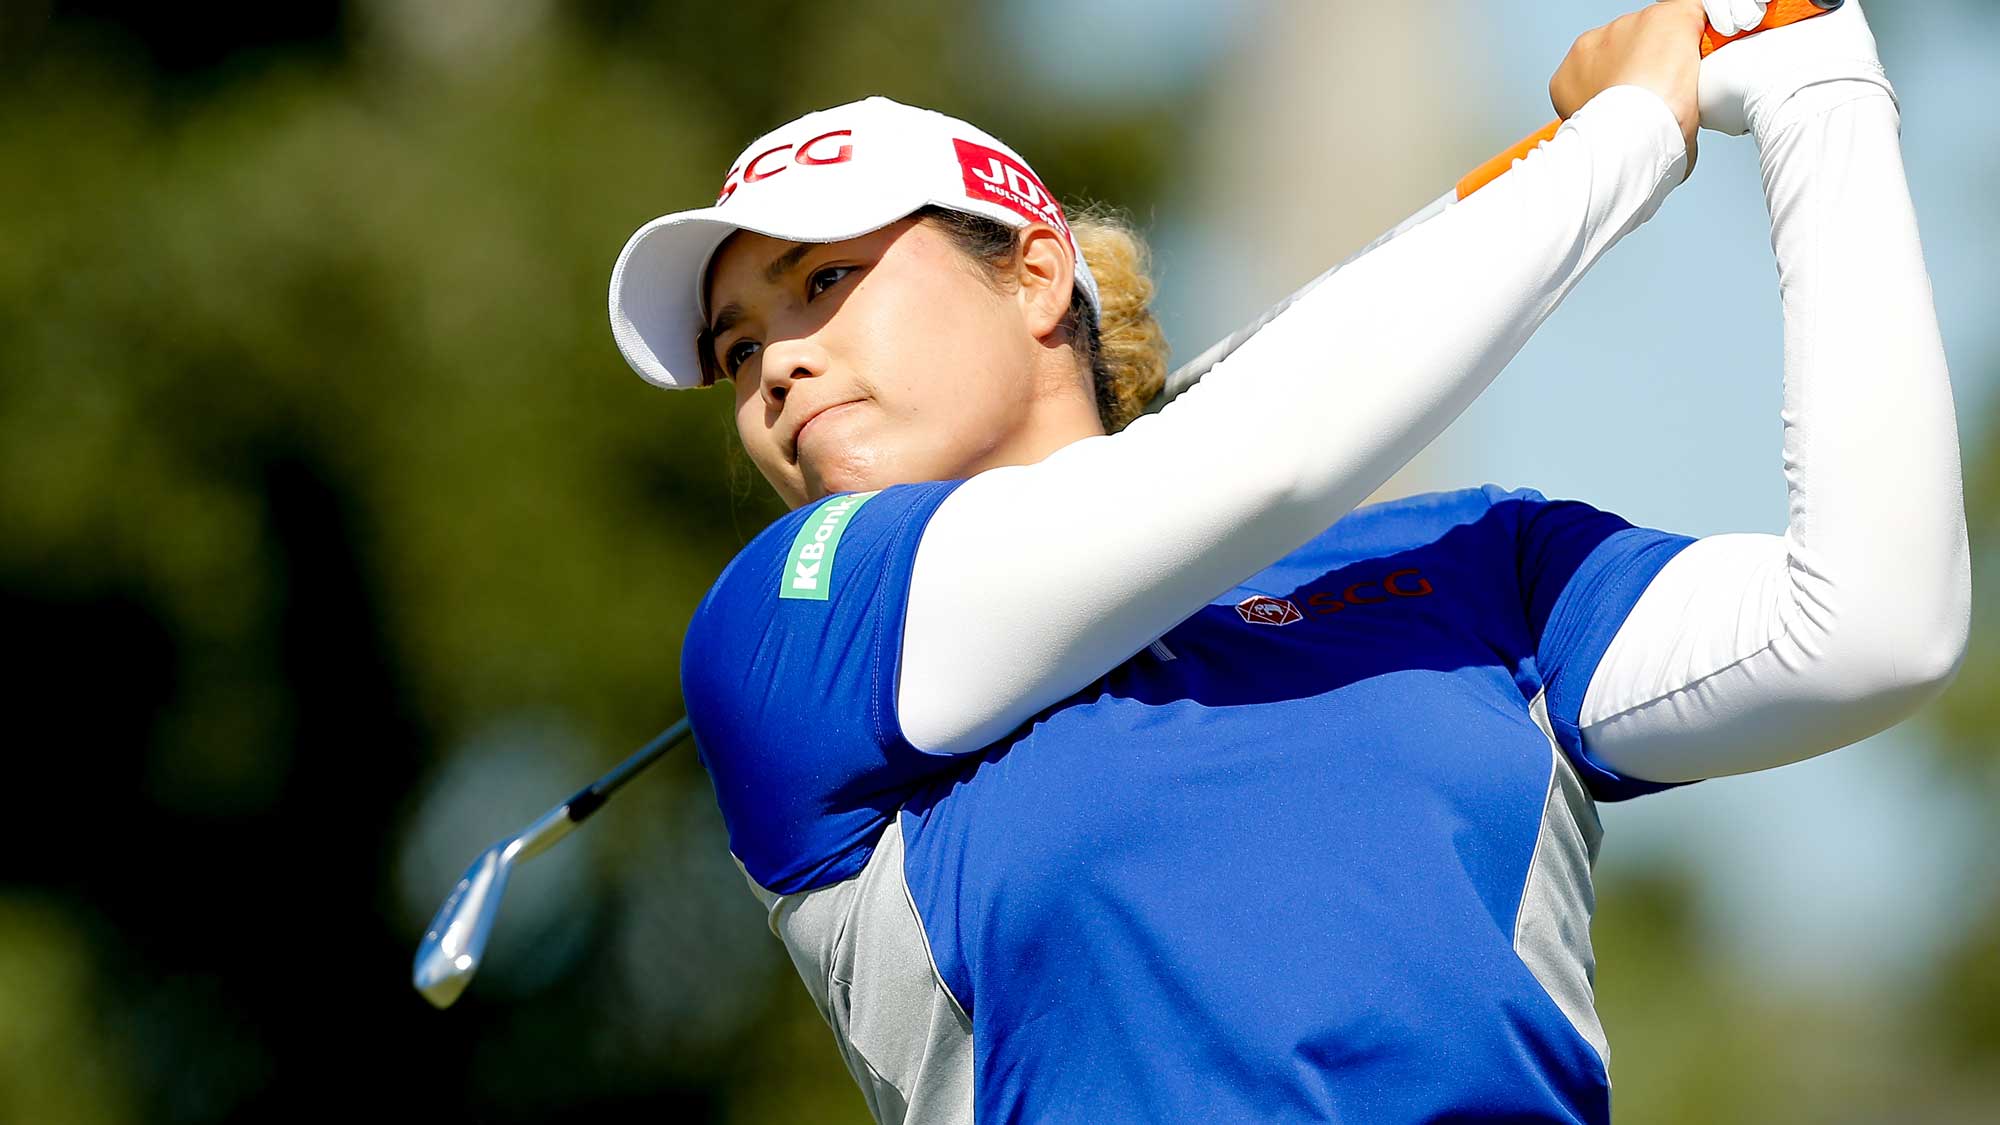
[1509,689,1560,952]
[897,810,973,1026]
[872,484,955,752]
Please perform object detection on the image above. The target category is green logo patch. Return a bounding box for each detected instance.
[779,491,880,601]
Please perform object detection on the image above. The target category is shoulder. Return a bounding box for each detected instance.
[688,481,963,647]
[1350,485,1554,529]
[1314,484,1682,597]
[680,480,966,895]
[1287,485,1557,563]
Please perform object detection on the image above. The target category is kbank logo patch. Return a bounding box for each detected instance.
[779,491,880,601]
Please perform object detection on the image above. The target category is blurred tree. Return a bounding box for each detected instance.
[1925,341,2000,1104]
[0,2,1177,1121]
[3,0,346,85]
[0,898,138,1125]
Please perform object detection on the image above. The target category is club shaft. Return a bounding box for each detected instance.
[497,718,694,868]
[561,716,693,824]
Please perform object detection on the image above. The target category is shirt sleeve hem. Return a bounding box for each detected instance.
[1543,528,1700,802]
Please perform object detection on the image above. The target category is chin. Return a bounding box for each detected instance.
[802,442,903,500]
[797,423,982,502]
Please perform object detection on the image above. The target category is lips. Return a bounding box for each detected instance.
[788,399,862,463]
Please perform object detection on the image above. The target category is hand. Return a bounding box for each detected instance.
[1551,0,1708,175]
[1700,1,1892,136]
[1704,0,1769,38]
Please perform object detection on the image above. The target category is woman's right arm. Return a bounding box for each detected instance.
[898,66,1698,752]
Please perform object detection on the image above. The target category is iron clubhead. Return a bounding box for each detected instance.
[413,843,512,1008]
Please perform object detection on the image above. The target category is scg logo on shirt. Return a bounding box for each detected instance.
[1234,569,1435,627]
[1307,568,1434,614]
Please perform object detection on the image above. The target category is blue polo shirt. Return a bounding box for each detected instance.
[683,482,1693,1123]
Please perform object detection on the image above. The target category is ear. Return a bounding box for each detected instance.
[1013,224,1077,341]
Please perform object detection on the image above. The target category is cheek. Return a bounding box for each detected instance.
[734,389,806,503]
[849,277,1027,444]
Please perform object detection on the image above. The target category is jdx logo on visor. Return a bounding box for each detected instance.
[953,139,1074,248]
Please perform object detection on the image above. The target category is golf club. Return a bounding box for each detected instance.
[412,717,691,1008]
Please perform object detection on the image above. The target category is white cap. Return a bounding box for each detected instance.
[608,96,1099,389]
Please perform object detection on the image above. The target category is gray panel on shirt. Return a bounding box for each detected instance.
[738,819,973,1124]
[1514,689,1611,1068]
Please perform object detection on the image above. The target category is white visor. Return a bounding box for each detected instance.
[608,95,1099,389]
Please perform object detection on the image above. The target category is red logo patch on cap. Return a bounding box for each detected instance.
[953,139,1073,246]
[1235,595,1304,627]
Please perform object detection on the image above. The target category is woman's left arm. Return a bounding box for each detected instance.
[1578,11,1970,783]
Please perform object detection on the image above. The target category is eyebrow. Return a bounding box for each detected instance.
[763,242,815,284]
[706,241,818,339]
[709,302,745,340]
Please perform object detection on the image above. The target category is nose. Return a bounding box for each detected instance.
[757,335,826,409]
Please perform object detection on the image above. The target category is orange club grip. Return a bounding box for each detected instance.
[1700,0,1842,56]
[1454,0,1843,201]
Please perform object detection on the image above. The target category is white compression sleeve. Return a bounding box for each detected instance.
[1579,83,1970,783]
[897,87,1689,754]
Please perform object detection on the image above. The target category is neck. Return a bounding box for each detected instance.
[966,353,1106,475]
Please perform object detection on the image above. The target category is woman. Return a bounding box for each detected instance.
[606,1,1966,1120]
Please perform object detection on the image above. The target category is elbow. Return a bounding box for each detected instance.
[1889,554,1973,701]
[1873,618,1968,708]
[1807,573,1970,720]
[1896,600,1970,702]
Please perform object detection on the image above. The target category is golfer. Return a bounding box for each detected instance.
[607,1,1965,1120]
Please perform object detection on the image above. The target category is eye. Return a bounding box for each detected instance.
[807,264,857,299]
[722,338,761,377]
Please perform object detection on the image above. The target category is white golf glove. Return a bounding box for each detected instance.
[1699,1,1894,136]
[1704,0,1769,39]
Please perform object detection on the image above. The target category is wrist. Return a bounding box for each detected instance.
[1747,70,1896,140]
[1698,0,1890,136]
[1586,84,1695,186]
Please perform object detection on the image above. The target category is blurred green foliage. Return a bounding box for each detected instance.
[0,1,1993,1122]
[0,3,1186,1121]
[1928,370,2000,1109]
